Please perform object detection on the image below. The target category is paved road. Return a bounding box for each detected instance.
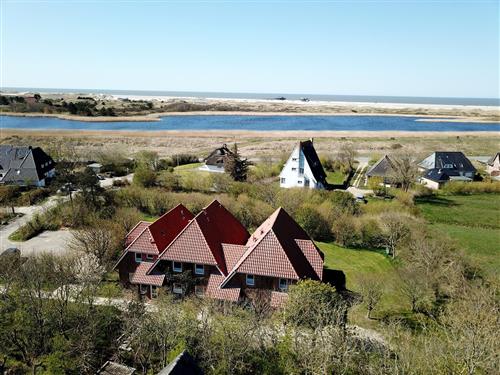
[0,195,73,256]
[99,173,134,188]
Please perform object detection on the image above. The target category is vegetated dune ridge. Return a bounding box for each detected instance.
[1,93,499,123]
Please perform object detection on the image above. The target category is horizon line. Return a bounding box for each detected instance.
[2,86,499,101]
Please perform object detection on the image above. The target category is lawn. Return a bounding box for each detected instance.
[416,194,500,280]
[317,242,406,326]
[326,170,349,185]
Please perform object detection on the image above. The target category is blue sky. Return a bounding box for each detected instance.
[1,0,499,98]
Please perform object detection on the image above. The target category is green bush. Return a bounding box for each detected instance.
[441,181,500,194]
[16,188,50,206]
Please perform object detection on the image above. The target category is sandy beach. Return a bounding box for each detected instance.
[2,92,499,123]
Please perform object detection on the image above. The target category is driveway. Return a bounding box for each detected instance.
[0,195,72,256]
[351,157,370,188]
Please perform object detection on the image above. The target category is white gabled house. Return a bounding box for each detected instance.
[279,139,328,189]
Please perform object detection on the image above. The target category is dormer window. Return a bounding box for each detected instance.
[135,253,142,263]
[172,261,182,273]
[246,274,255,286]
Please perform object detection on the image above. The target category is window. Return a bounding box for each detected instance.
[151,285,158,298]
[172,283,183,294]
[292,158,298,161]
[280,178,286,184]
[195,264,204,275]
[135,253,142,263]
[299,168,304,174]
[246,274,255,286]
[195,285,205,296]
[279,278,288,291]
[298,180,302,184]
[172,261,182,272]
[292,167,297,171]
[304,179,310,187]
[146,254,154,262]
[139,284,148,295]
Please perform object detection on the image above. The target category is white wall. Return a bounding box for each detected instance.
[279,145,324,189]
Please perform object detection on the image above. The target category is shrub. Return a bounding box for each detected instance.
[295,204,332,241]
[133,166,157,188]
[157,171,181,191]
[441,181,500,194]
[16,188,50,206]
[331,214,361,247]
[170,154,199,166]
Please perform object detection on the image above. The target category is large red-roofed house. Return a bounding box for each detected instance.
[115,200,325,306]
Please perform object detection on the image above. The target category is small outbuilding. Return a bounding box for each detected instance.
[486,152,500,178]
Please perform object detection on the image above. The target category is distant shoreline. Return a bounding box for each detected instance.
[1,111,498,124]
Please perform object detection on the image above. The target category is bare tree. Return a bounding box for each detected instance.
[380,212,411,258]
[389,152,419,191]
[337,142,358,172]
[358,275,384,319]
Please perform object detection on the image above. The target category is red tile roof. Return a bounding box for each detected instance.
[221,207,323,287]
[115,204,193,269]
[130,262,165,286]
[221,244,247,272]
[125,221,149,247]
[148,204,194,251]
[155,200,249,275]
[295,239,324,280]
[205,274,241,302]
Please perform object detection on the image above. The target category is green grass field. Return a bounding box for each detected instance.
[416,194,500,279]
[326,170,348,185]
[318,242,406,326]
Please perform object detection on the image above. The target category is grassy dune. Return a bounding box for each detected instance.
[416,194,500,279]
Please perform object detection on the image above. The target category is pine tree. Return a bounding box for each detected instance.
[224,143,249,181]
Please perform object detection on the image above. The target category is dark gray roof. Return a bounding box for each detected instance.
[300,140,327,184]
[204,144,233,167]
[418,152,476,173]
[487,152,499,166]
[0,145,54,184]
[97,361,136,375]
[366,155,394,177]
[157,351,203,375]
[423,168,463,182]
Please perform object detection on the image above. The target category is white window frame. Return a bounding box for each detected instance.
[146,254,154,262]
[279,278,289,292]
[194,264,204,275]
[135,253,142,263]
[299,168,304,174]
[292,158,298,162]
[172,261,182,273]
[151,285,158,298]
[246,274,255,286]
[172,283,183,294]
[298,180,302,184]
[291,167,297,171]
[280,178,286,184]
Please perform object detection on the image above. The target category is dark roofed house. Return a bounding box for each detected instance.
[486,152,500,178]
[117,199,328,308]
[97,361,136,375]
[365,155,396,186]
[418,151,476,190]
[0,145,55,187]
[279,139,328,189]
[199,144,234,173]
[157,351,203,375]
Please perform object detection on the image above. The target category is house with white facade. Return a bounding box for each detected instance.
[279,140,328,189]
[486,152,500,179]
[418,151,476,190]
